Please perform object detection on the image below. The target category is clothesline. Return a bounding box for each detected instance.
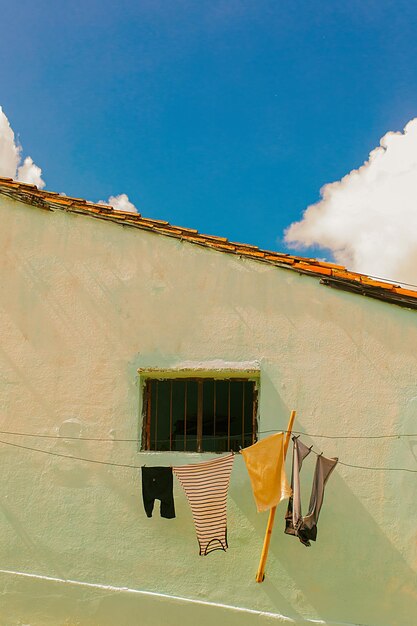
[0,428,415,442]
[0,436,416,473]
[300,442,413,473]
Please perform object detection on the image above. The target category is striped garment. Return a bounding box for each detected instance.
[173,453,234,556]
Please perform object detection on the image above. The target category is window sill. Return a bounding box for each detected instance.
[138,360,260,379]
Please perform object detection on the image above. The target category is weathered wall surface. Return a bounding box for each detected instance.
[0,196,416,626]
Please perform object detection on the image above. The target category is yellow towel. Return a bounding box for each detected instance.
[241,433,292,512]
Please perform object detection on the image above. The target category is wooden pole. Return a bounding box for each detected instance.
[255,409,296,583]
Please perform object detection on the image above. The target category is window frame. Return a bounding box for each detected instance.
[139,370,259,453]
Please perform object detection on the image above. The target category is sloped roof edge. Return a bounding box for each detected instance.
[0,177,416,311]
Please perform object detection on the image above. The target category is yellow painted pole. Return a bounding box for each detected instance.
[255,409,296,583]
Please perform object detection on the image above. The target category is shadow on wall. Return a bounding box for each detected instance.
[234,464,417,626]
[0,569,323,626]
[0,499,67,581]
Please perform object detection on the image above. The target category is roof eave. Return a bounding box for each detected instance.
[0,177,416,312]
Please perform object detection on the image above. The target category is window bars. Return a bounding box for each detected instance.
[142,378,258,453]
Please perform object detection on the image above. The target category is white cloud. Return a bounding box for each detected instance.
[17,156,45,188]
[0,106,21,178]
[100,193,139,213]
[0,106,139,212]
[285,118,417,286]
[0,106,45,188]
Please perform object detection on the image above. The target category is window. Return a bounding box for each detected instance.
[141,378,258,452]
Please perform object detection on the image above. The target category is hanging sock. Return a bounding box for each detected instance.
[241,433,292,512]
[285,437,338,547]
[142,467,176,519]
[173,453,234,556]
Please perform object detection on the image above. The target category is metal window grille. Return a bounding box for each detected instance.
[141,378,258,452]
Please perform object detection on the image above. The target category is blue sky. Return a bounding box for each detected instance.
[1,1,417,256]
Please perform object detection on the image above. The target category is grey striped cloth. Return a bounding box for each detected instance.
[173,453,234,556]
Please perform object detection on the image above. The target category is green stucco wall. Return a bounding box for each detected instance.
[0,196,416,625]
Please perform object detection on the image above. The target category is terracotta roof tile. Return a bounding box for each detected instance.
[139,217,170,225]
[171,225,199,234]
[229,242,260,250]
[313,261,346,269]
[205,241,238,252]
[265,255,296,264]
[331,269,362,281]
[198,234,229,243]
[359,276,395,289]
[90,203,113,212]
[235,247,265,258]
[0,177,416,309]
[155,226,185,236]
[297,263,332,276]
[178,233,206,242]
[391,286,417,297]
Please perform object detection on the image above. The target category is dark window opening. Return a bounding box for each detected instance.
[141,378,258,452]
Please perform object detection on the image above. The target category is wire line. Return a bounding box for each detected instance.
[0,438,142,469]
[0,436,416,473]
[306,444,417,473]
[366,273,417,289]
[266,429,417,440]
[0,428,415,442]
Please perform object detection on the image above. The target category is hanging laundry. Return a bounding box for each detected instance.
[142,466,176,519]
[173,453,234,556]
[285,436,338,547]
[241,433,292,512]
